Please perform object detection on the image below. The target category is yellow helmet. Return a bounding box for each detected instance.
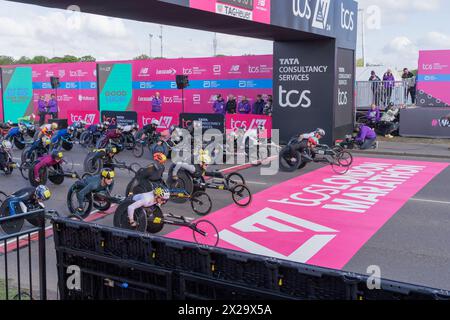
[101,169,115,179]
[154,187,170,200]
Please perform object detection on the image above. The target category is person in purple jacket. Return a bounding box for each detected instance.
[237,96,251,114]
[354,124,378,150]
[382,69,395,106]
[37,96,48,126]
[212,94,226,114]
[366,104,381,126]
[48,94,58,119]
[151,92,162,112]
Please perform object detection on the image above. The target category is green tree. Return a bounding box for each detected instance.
[133,54,151,60]
[80,55,96,62]
[356,58,365,67]
[30,56,48,64]
[62,55,80,63]
[0,55,15,65]
[16,56,32,64]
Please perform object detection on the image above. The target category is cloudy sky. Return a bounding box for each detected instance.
[0,0,449,69]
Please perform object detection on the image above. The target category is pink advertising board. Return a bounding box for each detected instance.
[168,158,448,270]
[226,113,272,137]
[132,55,273,114]
[137,112,180,132]
[189,0,271,24]
[67,109,100,126]
[417,50,450,107]
[31,62,98,118]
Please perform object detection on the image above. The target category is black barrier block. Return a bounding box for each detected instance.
[209,251,279,291]
[354,275,450,300]
[58,252,173,300]
[54,221,103,253]
[151,239,212,275]
[177,272,297,300]
[277,265,352,300]
[100,230,152,263]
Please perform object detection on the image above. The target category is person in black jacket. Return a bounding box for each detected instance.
[402,68,416,105]
[226,94,237,114]
[369,71,381,106]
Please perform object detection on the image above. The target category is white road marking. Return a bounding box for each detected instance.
[246,181,268,185]
[410,198,450,205]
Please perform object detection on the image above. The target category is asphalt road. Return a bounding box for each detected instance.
[1,145,450,299]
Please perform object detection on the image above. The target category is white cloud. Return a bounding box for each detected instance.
[417,31,450,49]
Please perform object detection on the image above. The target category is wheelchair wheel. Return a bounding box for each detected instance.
[338,151,353,167]
[168,177,190,204]
[231,184,252,207]
[48,173,64,185]
[93,196,112,212]
[113,200,147,232]
[62,140,73,151]
[225,172,246,188]
[67,182,93,218]
[145,206,165,234]
[279,147,301,172]
[190,191,212,216]
[84,154,102,175]
[28,164,47,187]
[193,220,219,247]
[0,201,24,235]
[132,143,144,158]
[14,137,25,150]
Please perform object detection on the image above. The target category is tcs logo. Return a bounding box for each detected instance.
[341,3,354,30]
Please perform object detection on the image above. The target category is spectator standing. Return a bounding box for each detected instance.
[212,94,226,115]
[237,96,251,114]
[252,94,265,115]
[263,95,273,116]
[226,94,237,114]
[383,69,395,107]
[151,92,162,112]
[368,71,381,106]
[48,94,58,119]
[402,68,416,105]
[37,96,48,126]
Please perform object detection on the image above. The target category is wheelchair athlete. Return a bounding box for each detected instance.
[75,169,115,213]
[132,152,168,194]
[127,186,170,227]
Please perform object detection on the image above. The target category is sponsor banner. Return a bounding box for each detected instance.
[132,55,273,81]
[335,48,354,129]
[226,114,272,137]
[400,107,450,138]
[67,109,100,126]
[1,67,33,122]
[101,110,137,128]
[180,113,225,133]
[417,50,450,107]
[138,112,180,132]
[168,157,448,270]
[189,0,271,24]
[0,77,3,122]
[271,0,357,50]
[273,41,335,144]
[133,89,272,114]
[98,63,133,112]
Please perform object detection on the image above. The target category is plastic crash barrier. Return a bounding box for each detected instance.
[52,218,450,300]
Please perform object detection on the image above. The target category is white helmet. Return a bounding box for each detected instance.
[151,119,160,126]
[315,128,326,137]
[2,140,12,151]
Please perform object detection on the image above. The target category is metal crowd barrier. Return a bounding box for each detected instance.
[0,209,47,300]
[52,218,450,300]
[356,81,414,109]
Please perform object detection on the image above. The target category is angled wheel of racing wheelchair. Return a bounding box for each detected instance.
[83,153,102,175]
[167,171,193,204]
[279,147,302,172]
[62,140,73,151]
[14,137,25,150]
[144,206,165,234]
[0,201,24,235]
[28,163,48,187]
[93,193,112,212]
[67,182,93,219]
[113,200,147,232]
[48,165,65,185]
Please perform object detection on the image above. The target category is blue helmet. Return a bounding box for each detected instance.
[35,185,51,201]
